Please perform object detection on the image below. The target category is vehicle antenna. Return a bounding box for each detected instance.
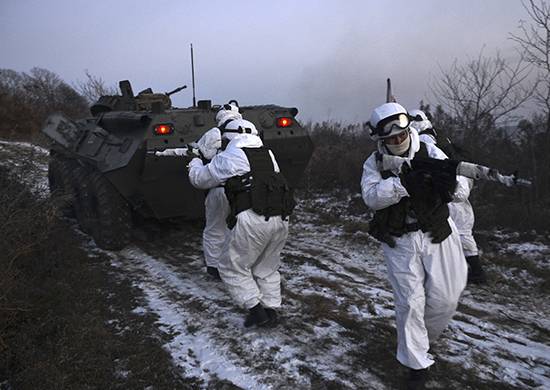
[190,43,196,107]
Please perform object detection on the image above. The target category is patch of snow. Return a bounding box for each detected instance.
[0,141,50,196]
[137,280,269,389]
[131,306,148,315]
[0,140,49,155]
[503,242,549,256]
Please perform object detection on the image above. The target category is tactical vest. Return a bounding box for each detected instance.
[368,142,452,247]
[224,147,295,229]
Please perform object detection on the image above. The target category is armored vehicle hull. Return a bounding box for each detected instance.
[43,81,313,249]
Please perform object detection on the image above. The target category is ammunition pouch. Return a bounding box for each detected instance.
[368,198,418,247]
[369,193,451,246]
[224,147,295,229]
[409,194,451,243]
[224,173,252,229]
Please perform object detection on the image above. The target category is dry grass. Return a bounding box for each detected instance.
[0,164,193,389]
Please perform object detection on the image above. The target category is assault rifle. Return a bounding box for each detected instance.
[379,154,532,188]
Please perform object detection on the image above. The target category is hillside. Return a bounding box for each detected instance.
[1,140,549,389]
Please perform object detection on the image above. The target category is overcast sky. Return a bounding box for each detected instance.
[0,0,531,123]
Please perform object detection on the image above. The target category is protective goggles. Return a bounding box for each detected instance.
[368,113,410,138]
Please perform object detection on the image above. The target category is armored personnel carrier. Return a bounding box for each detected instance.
[43,80,313,250]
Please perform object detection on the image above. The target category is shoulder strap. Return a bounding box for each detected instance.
[416,141,429,159]
[218,119,233,133]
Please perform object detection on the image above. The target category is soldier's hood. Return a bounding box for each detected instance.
[216,109,242,126]
[227,133,263,149]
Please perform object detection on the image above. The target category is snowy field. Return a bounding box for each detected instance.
[1,140,549,389]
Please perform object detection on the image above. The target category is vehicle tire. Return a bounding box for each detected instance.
[71,164,93,234]
[74,167,132,250]
[48,155,76,217]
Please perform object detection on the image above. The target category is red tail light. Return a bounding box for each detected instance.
[276,117,293,128]
[154,124,173,135]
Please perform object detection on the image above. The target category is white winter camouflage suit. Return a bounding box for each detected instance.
[419,133,478,257]
[188,133,289,309]
[196,127,231,268]
[202,187,230,267]
[361,128,468,369]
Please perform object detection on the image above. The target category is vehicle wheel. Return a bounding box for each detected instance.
[71,164,93,234]
[74,167,132,250]
[48,155,76,217]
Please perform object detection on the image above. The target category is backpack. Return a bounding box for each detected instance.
[224,147,295,228]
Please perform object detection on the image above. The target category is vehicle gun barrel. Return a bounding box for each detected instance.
[166,85,187,96]
[97,112,151,129]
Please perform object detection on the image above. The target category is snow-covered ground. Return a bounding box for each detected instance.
[2,140,549,389]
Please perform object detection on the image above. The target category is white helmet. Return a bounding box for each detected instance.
[215,103,242,126]
[409,109,428,122]
[367,102,410,141]
[222,118,259,141]
[409,109,435,135]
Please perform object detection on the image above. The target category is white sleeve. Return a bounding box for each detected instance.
[361,154,409,211]
[425,142,448,160]
[207,147,250,181]
[453,176,473,202]
[197,127,222,160]
[187,158,222,190]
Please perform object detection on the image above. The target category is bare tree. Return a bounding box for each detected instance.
[74,70,117,104]
[432,49,536,144]
[24,67,63,106]
[0,69,25,95]
[22,67,88,120]
[510,0,550,133]
[0,68,88,139]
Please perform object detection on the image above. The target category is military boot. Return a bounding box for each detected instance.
[244,303,269,328]
[466,255,487,285]
[405,368,429,390]
[206,266,222,281]
[264,307,279,327]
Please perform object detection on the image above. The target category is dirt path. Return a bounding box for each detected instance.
[2,140,549,389]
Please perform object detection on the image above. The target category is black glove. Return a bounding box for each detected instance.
[411,157,458,203]
[400,169,434,199]
[431,171,457,203]
[185,145,201,159]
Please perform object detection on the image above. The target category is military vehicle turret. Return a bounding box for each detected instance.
[43,80,313,250]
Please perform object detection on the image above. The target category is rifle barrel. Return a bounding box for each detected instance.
[457,161,532,187]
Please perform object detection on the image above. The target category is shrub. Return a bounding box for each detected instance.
[302,121,375,193]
